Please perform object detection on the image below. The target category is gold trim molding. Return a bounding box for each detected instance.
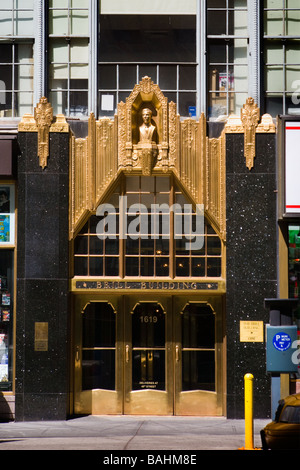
[34,97,53,170]
[225,97,275,170]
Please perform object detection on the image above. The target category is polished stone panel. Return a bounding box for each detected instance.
[16,132,69,421]
[226,132,277,419]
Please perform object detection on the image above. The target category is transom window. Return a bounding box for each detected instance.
[73,176,222,279]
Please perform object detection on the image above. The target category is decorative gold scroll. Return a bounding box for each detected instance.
[240,97,260,170]
[225,97,275,170]
[34,97,53,169]
[18,99,69,170]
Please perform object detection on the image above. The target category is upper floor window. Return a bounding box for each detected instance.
[48,0,89,117]
[0,42,33,118]
[264,0,300,115]
[98,14,196,118]
[0,0,34,37]
[207,0,248,121]
[0,1,34,118]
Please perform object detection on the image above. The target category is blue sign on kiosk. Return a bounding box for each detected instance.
[273,332,292,351]
[266,325,298,373]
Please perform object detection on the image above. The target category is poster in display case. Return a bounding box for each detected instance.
[0,252,13,389]
[0,184,15,244]
[0,333,8,382]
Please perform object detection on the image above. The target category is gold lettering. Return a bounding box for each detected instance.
[97,281,103,289]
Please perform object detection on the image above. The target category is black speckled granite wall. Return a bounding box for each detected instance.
[15,131,69,421]
[226,132,277,419]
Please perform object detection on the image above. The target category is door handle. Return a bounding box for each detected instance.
[75,346,80,362]
[125,344,130,363]
[175,345,180,362]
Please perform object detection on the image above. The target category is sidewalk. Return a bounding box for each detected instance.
[0,415,269,451]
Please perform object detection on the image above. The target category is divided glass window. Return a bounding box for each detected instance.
[73,176,222,279]
[98,15,196,117]
[48,0,89,117]
[264,1,300,115]
[207,0,248,120]
[0,42,33,118]
[0,1,34,117]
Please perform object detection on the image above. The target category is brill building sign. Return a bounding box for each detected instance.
[75,280,219,291]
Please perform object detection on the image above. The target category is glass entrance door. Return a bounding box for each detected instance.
[73,294,223,415]
[123,295,173,415]
[173,296,224,415]
[74,295,123,415]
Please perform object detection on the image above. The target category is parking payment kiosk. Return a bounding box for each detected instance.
[266,325,298,373]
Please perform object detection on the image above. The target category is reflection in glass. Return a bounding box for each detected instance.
[207,258,221,277]
[82,350,115,391]
[182,351,215,392]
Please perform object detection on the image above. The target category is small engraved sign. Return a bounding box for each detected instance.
[34,322,48,351]
[240,321,264,342]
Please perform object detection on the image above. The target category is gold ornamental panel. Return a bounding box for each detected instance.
[18,79,276,242]
[68,77,227,241]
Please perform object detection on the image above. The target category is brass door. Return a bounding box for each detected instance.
[123,295,173,415]
[74,294,223,415]
[74,294,123,414]
[173,296,224,415]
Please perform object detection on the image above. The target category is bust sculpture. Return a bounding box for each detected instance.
[139,108,157,143]
[137,107,158,175]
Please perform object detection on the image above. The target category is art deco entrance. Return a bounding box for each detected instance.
[73,293,224,416]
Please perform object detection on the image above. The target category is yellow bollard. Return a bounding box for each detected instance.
[244,373,254,450]
[239,373,260,450]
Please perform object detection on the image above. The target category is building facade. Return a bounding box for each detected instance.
[0,1,299,421]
